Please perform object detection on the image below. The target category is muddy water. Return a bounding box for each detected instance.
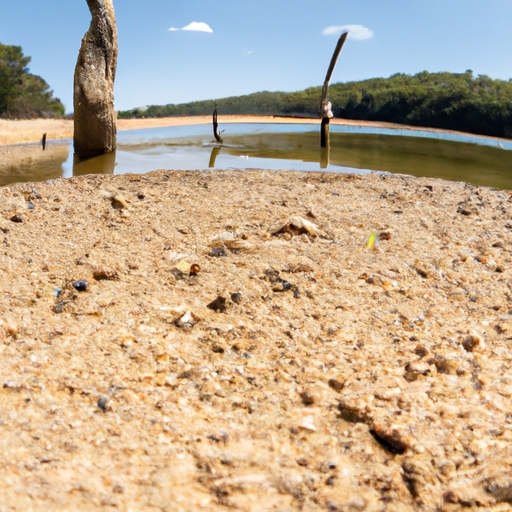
[1,123,511,189]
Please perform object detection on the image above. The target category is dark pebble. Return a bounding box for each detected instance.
[328,378,345,391]
[97,396,109,412]
[299,390,315,406]
[10,214,23,223]
[73,280,89,292]
[207,296,227,313]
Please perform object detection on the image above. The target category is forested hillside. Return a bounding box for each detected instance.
[0,43,65,119]
[119,71,512,139]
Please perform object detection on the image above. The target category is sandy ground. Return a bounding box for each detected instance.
[1,166,512,510]
[1,115,508,147]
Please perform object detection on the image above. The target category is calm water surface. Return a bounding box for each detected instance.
[2,123,511,189]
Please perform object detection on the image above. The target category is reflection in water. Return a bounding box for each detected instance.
[2,124,512,190]
[208,146,221,168]
[320,146,329,169]
[221,132,512,190]
[73,151,116,177]
[0,143,69,187]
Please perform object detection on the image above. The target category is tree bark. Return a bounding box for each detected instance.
[74,0,118,159]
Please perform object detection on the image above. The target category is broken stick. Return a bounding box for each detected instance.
[213,108,223,144]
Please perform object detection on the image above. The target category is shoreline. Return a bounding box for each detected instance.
[0,114,509,147]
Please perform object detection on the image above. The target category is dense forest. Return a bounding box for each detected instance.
[119,71,512,139]
[0,43,65,119]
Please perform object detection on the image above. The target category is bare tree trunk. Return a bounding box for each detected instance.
[213,108,223,143]
[320,31,348,148]
[74,0,118,159]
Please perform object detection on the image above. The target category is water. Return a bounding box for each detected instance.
[2,123,511,189]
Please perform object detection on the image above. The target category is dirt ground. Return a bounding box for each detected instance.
[1,161,512,510]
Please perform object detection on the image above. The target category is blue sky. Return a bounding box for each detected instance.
[1,0,511,113]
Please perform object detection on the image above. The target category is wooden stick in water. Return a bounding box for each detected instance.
[320,31,348,148]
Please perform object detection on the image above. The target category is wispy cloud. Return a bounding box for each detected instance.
[243,49,253,56]
[169,21,213,33]
[322,24,373,40]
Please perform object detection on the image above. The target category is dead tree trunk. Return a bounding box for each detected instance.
[74,0,118,159]
[320,31,348,148]
[213,108,223,144]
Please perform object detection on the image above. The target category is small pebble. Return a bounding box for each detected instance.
[272,280,293,292]
[230,292,243,304]
[414,344,429,358]
[110,195,129,209]
[10,214,23,223]
[97,396,109,412]
[72,280,89,292]
[93,269,119,281]
[207,296,227,313]
[328,378,345,391]
[53,302,66,314]
[300,390,316,406]
[209,246,227,257]
[462,330,485,352]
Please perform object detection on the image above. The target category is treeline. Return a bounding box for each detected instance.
[0,43,65,119]
[119,71,512,139]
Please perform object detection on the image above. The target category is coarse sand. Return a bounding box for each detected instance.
[1,163,512,510]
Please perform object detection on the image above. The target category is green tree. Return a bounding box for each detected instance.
[0,42,65,118]
[117,70,512,139]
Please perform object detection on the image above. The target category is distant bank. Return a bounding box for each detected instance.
[118,71,512,140]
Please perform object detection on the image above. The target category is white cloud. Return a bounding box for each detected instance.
[169,21,213,33]
[243,49,253,56]
[322,24,373,40]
